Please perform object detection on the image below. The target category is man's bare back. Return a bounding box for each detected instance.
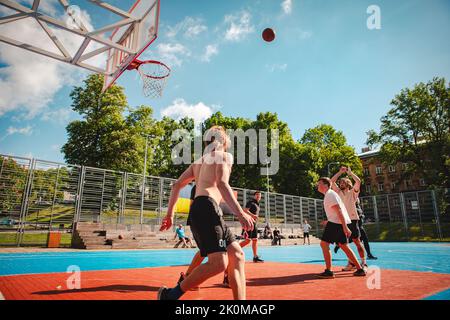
[190,151,233,206]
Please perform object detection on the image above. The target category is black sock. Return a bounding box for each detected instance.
[166,283,184,300]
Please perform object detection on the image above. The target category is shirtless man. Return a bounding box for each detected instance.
[158,126,255,300]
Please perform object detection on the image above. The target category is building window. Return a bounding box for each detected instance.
[419,179,426,186]
[365,185,372,193]
[378,183,384,192]
[376,166,383,175]
[363,167,370,175]
[391,182,397,190]
[405,180,413,189]
[388,165,396,173]
[392,198,400,207]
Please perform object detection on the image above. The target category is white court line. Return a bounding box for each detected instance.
[0,291,5,300]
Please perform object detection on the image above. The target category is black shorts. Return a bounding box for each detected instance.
[321,221,350,245]
[304,232,309,238]
[349,220,361,239]
[189,196,236,258]
[242,222,258,239]
[178,236,190,241]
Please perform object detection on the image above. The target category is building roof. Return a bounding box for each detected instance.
[357,149,380,159]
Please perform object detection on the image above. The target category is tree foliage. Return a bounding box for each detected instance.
[367,77,450,188]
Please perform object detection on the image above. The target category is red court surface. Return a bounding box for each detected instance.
[1,262,449,300]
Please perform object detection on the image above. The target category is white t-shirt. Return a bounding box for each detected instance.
[323,189,351,224]
[336,189,360,220]
[303,224,312,233]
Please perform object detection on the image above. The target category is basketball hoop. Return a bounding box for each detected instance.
[127,59,171,98]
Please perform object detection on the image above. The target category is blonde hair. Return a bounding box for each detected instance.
[204,126,230,151]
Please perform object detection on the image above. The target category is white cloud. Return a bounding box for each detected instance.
[266,63,288,72]
[0,2,102,119]
[5,126,33,136]
[156,43,191,67]
[224,11,255,42]
[161,99,215,126]
[281,0,293,15]
[51,144,60,151]
[166,17,207,39]
[41,108,73,124]
[201,44,219,62]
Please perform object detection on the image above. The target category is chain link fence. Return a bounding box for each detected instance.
[0,154,325,247]
[0,154,448,247]
[360,189,449,241]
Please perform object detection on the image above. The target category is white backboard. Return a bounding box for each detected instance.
[103,0,160,92]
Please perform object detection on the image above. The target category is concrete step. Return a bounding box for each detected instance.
[85,244,112,250]
[78,231,106,237]
[83,240,109,245]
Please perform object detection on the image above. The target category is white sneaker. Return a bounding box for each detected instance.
[342,262,356,271]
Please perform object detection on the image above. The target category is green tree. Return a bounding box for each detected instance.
[366,77,450,188]
[300,124,363,187]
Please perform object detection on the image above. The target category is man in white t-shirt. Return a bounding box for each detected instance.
[302,220,312,245]
[331,167,366,271]
[316,177,366,278]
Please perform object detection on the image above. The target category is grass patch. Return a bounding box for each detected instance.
[365,222,450,242]
[0,232,72,247]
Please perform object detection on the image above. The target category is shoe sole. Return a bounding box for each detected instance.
[157,286,167,300]
[353,273,367,277]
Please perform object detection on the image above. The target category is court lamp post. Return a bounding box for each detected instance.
[266,162,270,225]
[327,162,340,177]
[140,134,154,225]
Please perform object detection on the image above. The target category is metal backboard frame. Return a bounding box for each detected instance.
[0,0,160,92]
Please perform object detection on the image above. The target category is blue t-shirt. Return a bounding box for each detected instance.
[176,228,185,238]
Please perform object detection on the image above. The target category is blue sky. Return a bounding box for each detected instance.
[1,0,449,163]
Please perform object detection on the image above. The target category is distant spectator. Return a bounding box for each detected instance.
[174,224,194,248]
[264,224,273,239]
[272,227,281,246]
[302,219,312,245]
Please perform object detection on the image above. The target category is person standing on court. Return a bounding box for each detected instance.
[302,219,312,245]
[223,191,264,287]
[240,191,264,262]
[316,177,366,278]
[330,166,367,270]
[158,126,255,300]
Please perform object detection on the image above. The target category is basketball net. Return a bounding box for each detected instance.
[129,60,171,98]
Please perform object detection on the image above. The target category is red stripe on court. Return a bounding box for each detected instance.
[1,262,449,300]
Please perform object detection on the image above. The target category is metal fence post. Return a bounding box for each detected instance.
[416,191,424,236]
[399,193,409,239]
[99,170,106,219]
[386,194,392,222]
[299,197,304,225]
[431,190,443,241]
[18,158,35,246]
[372,196,380,235]
[314,199,319,235]
[49,164,61,230]
[283,195,287,229]
[158,178,164,225]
